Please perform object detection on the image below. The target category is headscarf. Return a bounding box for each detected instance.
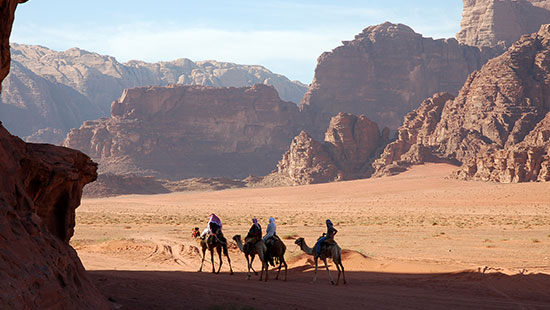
[252,218,258,224]
[326,219,333,227]
[269,217,275,224]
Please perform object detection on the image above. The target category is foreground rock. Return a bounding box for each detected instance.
[375,25,550,183]
[457,0,550,48]
[1,43,307,142]
[269,113,388,185]
[65,84,304,179]
[300,22,500,137]
[0,122,109,308]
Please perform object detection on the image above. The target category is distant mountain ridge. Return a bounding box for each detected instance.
[0,43,307,142]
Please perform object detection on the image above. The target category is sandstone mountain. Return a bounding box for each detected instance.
[457,0,550,48]
[374,25,550,183]
[64,84,304,179]
[0,0,109,307]
[1,43,307,142]
[267,113,389,185]
[300,22,500,138]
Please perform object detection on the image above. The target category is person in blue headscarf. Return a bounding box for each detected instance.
[314,219,338,259]
[263,217,276,242]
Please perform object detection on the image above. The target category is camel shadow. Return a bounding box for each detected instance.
[88,269,550,310]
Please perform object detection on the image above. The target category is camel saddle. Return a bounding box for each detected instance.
[244,236,261,252]
[265,235,281,248]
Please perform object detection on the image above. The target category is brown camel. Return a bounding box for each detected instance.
[265,236,288,281]
[232,234,268,281]
[195,233,233,275]
[294,237,346,285]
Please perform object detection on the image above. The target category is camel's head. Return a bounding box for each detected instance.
[294,237,304,246]
[232,234,241,242]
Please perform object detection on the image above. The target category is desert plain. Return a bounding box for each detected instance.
[72,164,550,309]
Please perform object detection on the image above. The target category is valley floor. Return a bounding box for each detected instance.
[74,164,550,309]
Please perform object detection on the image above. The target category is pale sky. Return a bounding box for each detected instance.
[11,1,463,83]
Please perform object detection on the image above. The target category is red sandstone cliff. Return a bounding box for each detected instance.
[300,22,499,138]
[375,25,550,183]
[457,0,550,48]
[0,1,109,308]
[64,84,304,179]
[271,113,388,185]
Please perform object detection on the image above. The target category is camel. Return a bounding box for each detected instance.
[294,237,346,285]
[265,236,288,281]
[195,233,233,275]
[232,234,269,281]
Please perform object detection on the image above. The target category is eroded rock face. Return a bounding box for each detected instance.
[65,84,304,179]
[0,122,108,309]
[373,92,456,176]
[272,113,388,185]
[457,0,550,48]
[300,22,499,138]
[1,44,307,142]
[375,25,550,183]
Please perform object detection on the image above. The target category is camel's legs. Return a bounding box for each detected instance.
[276,258,288,281]
[339,261,346,284]
[323,258,335,285]
[216,246,223,274]
[224,246,233,275]
[312,257,319,283]
[198,246,206,272]
[210,247,216,273]
[245,255,252,279]
[259,253,268,282]
[249,255,258,275]
[335,260,341,285]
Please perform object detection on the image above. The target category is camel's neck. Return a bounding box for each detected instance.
[299,240,315,256]
[235,239,245,253]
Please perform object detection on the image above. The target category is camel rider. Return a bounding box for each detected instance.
[314,219,338,259]
[192,227,200,239]
[263,217,277,244]
[200,213,223,241]
[244,218,262,252]
[263,217,277,266]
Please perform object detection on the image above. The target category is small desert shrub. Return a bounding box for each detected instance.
[282,232,299,240]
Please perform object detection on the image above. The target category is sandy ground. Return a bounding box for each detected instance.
[73,164,550,309]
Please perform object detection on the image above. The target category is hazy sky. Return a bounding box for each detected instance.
[11,1,463,83]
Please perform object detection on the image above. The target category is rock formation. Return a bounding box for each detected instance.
[457,0,550,48]
[0,1,109,308]
[300,22,500,138]
[1,43,307,143]
[375,25,550,183]
[64,84,304,179]
[271,113,388,185]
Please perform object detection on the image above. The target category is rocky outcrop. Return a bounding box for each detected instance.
[65,84,304,179]
[272,113,388,185]
[1,44,307,143]
[0,1,109,308]
[373,93,456,175]
[300,22,500,138]
[375,25,550,183]
[457,0,550,48]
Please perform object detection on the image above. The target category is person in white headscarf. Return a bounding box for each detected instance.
[263,217,276,242]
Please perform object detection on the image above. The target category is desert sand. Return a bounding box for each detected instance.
[73,164,550,309]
